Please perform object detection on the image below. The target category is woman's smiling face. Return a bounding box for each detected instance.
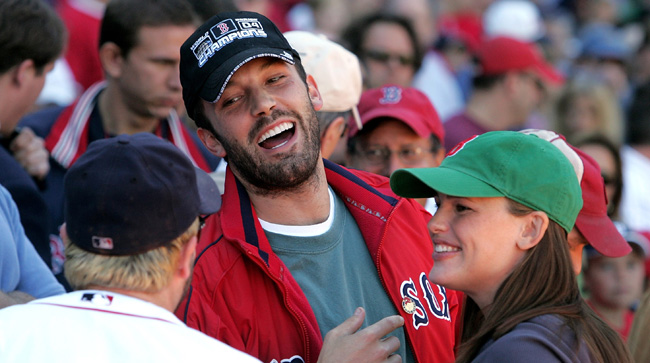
[427,194,533,309]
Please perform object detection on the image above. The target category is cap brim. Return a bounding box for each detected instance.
[200,47,296,104]
[533,63,564,85]
[194,167,222,215]
[576,214,632,257]
[390,167,504,199]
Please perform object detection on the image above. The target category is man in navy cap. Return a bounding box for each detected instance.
[0,133,260,362]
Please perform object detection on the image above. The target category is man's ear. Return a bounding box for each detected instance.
[320,116,345,159]
[197,128,226,158]
[516,211,549,250]
[433,147,446,166]
[306,75,323,112]
[177,236,197,280]
[10,59,36,88]
[99,42,124,79]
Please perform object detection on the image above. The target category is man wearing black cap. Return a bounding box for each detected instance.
[177,11,460,363]
[0,133,259,362]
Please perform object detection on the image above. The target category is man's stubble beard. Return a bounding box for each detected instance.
[215,104,322,197]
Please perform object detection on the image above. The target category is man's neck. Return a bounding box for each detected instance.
[98,84,160,136]
[465,92,518,131]
[243,160,331,226]
[86,285,178,312]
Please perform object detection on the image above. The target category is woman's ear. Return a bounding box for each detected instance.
[306,74,323,111]
[197,128,226,158]
[517,211,549,250]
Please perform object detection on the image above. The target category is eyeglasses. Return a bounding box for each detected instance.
[356,146,433,165]
[601,173,617,186]
[363,49,415,67]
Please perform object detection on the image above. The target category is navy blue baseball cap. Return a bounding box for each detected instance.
[180,11,300,120]
[64,133,221,256]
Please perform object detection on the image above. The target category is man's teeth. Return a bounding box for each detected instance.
[258,122,293,143]
[434,244,460,253]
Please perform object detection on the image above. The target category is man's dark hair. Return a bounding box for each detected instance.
[186,0,237,22]
[316,111,350,137]
[99,0,200,57]
[191,59,308,137]
[0,0,66,74]
[627,81,650,145]
[341,12,423,72]
[471,73,507,91]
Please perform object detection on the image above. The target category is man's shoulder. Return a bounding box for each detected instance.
[325,162,395,197]
[444,112,479,130]
[443,112,486,149]
[18,105,67,138]
[193,213,243,276]
[0,147,38,190]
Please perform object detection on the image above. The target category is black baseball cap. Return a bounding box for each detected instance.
[64,133,221,256]
[180,11,300,119]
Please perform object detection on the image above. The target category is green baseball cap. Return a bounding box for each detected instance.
[390,131,582,233]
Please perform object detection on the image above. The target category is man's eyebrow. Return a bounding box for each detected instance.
[259,57,285,70]
[225,58,287,89]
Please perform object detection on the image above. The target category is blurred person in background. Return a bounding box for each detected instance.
[575,134,624,218]
[444,36,563,149]
[346,85,445,214]
[0,0,66,306]
[572,22,635,109]
[628,285,650,362]
[285,30,363,164]
[618,81,650,232]
[582,221,648,341]
[386,0,469,121]
[553,79,625,146]
[0,0,69,284]
[19,0,220,286]
[341,12,422,90]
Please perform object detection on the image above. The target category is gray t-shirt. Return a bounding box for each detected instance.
[263,188,414,362]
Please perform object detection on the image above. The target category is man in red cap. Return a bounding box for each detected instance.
[521,129,631,274]
[444,36,564,149]
[346,85,445,213]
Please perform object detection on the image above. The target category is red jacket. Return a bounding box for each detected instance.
[176,160,460,363]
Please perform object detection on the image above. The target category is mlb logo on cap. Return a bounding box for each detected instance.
[379,86,403,104]
[92,236,114,250]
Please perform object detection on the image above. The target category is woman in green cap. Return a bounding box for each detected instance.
[390,131,631,362]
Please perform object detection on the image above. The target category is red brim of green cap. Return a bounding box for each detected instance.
[390,167,504,199]
[576,213,632,258]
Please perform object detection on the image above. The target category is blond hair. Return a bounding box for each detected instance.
[553,79,624,146]
[64,219,199,292]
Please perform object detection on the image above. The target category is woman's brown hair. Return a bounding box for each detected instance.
[456,200,631,363]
